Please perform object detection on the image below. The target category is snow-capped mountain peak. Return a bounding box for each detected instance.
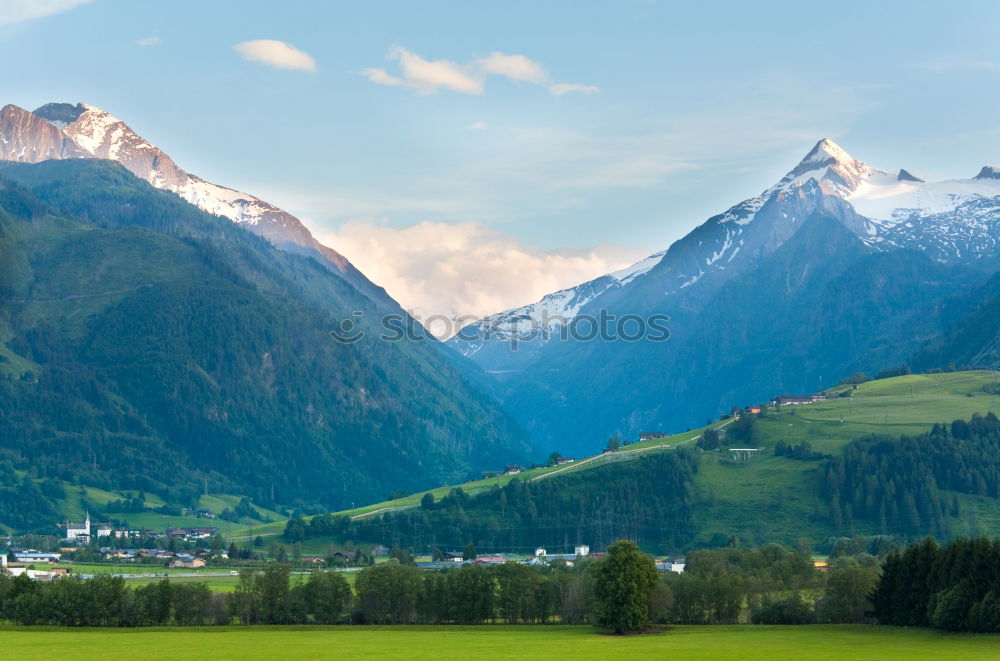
[771,137,884,198]
[19,101,353,272]
[51,103,191,190]
[800,137,855,167]
[453,137,1000,367]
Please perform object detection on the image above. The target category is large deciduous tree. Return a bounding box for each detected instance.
[592,540,659,633]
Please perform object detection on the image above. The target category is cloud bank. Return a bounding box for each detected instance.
[0,0,92,25]
[362,46,598,96]
[234,39,317,72]
[319,220,642,336]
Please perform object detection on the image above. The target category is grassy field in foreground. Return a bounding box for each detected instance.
[2,625,998,661]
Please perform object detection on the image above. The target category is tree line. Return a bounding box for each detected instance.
[2,538,891,629]
[871,536,1000,632]
[819,412,1000,536]
[286,451,699,555]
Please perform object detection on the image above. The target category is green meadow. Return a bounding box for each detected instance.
[691,370,1000,545]
[2,625,998,661]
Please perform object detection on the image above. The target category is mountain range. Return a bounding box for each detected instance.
[0,102,529,525]
[449,139,1000,455]
[4,98,1000,531]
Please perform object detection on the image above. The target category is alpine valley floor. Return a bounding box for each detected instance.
[2,624,999,661]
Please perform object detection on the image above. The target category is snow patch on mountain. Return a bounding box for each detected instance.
[846,173,1000,222]
[451,250,666,356]
[610,250,666,284]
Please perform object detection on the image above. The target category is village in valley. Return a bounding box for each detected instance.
[0,389,839,586]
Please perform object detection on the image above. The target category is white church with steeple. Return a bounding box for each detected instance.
[64,512,90,542]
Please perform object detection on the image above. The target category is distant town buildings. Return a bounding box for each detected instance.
[166,527,218,542]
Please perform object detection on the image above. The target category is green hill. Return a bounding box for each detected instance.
[693,371,1000,546]
[261,370,1000,552]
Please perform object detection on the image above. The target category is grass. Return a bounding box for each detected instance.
[1,625,998,661]
[120,575,243,592]
[691,370,1000,545]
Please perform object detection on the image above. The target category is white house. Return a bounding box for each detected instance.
[96,525,114,538]
[534,547,547,557]
[574,545,590,557]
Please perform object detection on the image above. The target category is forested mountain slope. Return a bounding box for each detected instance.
[0,159,529,530]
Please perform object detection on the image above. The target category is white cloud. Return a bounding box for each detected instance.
[364,47,482,94]
[477,52,548,83]
[234,39,317,72]
[135,36,160,47]
[360,67,404,87]
[0,0,92,25]
[362,46,595,97]
[319,220,643,335]
[549,82,601,96]
[466,121,488,130]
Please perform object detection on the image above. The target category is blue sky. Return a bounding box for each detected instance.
[3,0,1000,320]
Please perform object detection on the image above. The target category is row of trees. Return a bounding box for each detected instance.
[665,544,879,625]
[871,536,1000,632]
[0,574,227,626]
[2,538,891,630]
